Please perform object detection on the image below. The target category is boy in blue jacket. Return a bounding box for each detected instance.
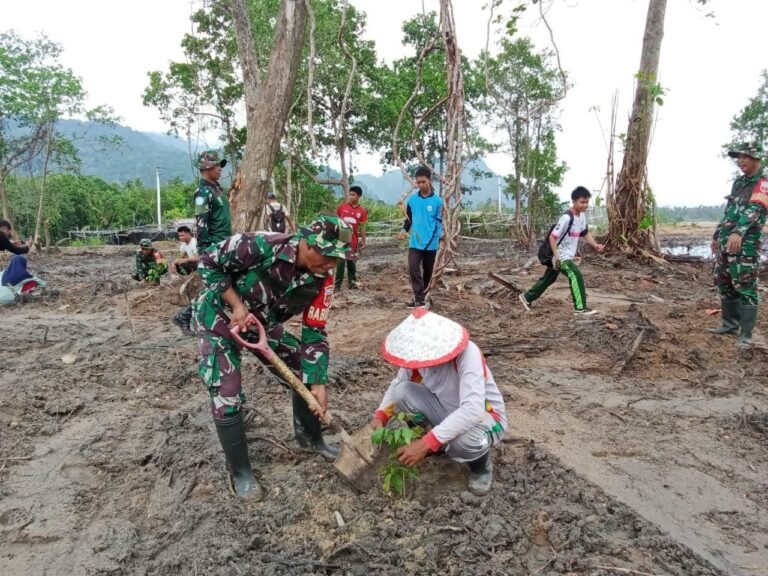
[398,166,443,308]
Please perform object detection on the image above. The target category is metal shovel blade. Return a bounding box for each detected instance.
[333,424,382,490]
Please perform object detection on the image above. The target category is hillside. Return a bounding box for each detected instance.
[55,120,197,186]
[20,121,509,204]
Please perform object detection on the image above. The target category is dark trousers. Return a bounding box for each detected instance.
[334,259,358,289]
[408,248,437,304]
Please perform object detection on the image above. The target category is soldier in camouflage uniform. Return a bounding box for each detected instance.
[132,239,167,285]
[172,150,231,336]
[193,216,355,500]
[709,142,768,350]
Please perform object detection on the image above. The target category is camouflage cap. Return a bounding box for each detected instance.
[197,150,228,170]
[299,215,356,260]
[139,238,153,249]
[727,142,764,160]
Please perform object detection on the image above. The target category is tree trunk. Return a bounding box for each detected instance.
[230,0,308,232]
[427,0,465,295]
[33,125,54,252]
[607,0,666,252]
[0,174,12,226]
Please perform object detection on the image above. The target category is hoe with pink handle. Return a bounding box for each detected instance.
[230,314,376,485]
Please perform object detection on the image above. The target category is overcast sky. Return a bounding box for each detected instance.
[5,0,767,207]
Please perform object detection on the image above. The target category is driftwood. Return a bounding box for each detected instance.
[487,272,525,294]
[663,254,708,264]
[612,329,647,376]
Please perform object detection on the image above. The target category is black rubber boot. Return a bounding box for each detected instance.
[467,451,493,496]
[214,413,264,500]
[737,304,758,351]
[292,392,340,461]
[708,298,741,335]
[171,305,195,337]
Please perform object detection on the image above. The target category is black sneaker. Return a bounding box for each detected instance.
[406,301,420,308]
[518,293,531,312]
[574,308,598,316]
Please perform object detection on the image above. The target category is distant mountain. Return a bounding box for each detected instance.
[13,120,511,204]
[51,120,197,186]
[352,159,510,208]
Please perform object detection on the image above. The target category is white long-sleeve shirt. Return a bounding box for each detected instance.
[376,341,508,447]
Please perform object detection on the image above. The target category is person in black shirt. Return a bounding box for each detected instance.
[0,220,30,255]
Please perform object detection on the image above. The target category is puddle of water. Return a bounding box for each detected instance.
[662,242,768,262]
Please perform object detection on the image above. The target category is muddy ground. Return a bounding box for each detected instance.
[1,227,767,576]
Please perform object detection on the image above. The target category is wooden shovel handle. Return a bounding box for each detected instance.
[230,316,351,442]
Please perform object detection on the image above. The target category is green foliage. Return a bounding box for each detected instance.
[635,71,666,107]
[370,412,424,497]
[477,33,567,237]
[6,173,195,240]
[727,70,768,151]
[70,236,105,247]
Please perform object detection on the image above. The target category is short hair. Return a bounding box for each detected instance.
[349,186,363,196]
[177,225,191,234]
[415,166,432,180]
[0,219,10,230]
[571,186,591,201]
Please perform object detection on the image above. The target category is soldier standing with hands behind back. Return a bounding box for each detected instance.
[172,150,231,336]
[709,142,768,350]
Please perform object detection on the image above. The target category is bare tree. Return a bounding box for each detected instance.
[607,0,667,254]
[427,0,465,293]
[229,0,309,232]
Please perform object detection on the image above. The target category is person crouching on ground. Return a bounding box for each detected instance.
[172,225,198,276]
[369,309,507,496]
[519,186,605,316]
[132,239,168,285]
[193,216,355,501]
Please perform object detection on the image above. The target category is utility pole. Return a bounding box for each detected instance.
[497,176,502,215]
[155,167,162,231]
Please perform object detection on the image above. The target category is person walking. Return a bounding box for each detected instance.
[519,186,605,315]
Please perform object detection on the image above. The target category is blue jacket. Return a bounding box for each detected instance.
[403,191,443,251]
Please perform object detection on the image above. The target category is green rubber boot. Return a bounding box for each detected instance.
[708,298,741,336]
[737,304,758,351]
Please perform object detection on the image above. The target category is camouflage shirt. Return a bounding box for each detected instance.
[195,178,232,250]
[135,249,166,280]
[197,232,335,385]
[715,169,768,245]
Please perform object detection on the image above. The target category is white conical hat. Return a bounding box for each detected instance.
[381,309,469,368]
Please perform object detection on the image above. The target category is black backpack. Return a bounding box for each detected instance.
[537,210,574,265]
[268,203,286,233]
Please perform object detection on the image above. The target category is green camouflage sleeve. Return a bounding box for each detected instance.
[735,202,767,237]
[195,187,212,248]
[198,233,275,293]
[135,252,147,279]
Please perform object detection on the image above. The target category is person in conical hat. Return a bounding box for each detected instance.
[369,309,508,496]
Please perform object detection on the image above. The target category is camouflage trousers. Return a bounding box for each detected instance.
[191,305,310,421]
[714,244,760,305]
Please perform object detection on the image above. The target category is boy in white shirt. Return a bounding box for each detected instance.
[519,186,605,315]
[172,225,198,275]
[369,310,507,496]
